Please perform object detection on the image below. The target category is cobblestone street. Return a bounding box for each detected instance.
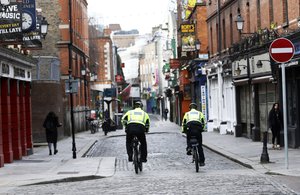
[7,117,298,194]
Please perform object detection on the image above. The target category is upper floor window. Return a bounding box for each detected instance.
[1,62,10,75]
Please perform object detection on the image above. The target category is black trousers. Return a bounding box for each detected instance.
[186,127,205,163]
[271,125,281,145]
[126,123,147,160]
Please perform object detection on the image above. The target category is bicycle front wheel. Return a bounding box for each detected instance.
[193,147,199,172]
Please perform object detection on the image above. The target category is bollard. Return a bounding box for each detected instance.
[260,131,269,163]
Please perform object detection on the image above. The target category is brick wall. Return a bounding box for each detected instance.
[31,82,64,143]
[207,0,300,57]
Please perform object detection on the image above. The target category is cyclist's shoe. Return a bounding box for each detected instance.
[200,162,205,167]
[141,159,147,163]
[128,156,133,162]
[186,148,192,155]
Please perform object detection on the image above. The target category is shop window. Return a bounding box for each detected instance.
[1,62,9,74]
[7,79,10,96]
[287,80,296,126]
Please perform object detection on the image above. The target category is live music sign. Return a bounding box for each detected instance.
[269,38,295,63]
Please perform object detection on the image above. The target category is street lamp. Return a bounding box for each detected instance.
[234,64,247,76]
[0,0,10,10]
[41,17,49,39]
[0,0,9,6]
[81,66,87,131]
[81,67,86,76]
[235,14,244,31]
[235,14,255,35]
[256,60,271,68]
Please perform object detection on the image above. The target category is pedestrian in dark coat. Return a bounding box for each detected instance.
[43,111,62,155]
[268,103,282,149]
[164,108,169,121]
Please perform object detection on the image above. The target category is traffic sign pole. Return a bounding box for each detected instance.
[281,63,288,169]
[269,38,295,170]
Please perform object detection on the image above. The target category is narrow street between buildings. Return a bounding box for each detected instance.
[5,115,299,194]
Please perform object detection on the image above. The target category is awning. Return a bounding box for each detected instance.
[120,84,132,101]
[251,75,273,84]
[233,78,249,86]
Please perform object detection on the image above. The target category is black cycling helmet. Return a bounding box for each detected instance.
[189,103,197,109]
[134,101,143,109]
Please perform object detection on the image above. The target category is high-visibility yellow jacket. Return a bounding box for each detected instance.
[181,108,205,133]
[121,108,150,130]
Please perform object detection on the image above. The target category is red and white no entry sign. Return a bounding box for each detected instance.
[269,38,295,63]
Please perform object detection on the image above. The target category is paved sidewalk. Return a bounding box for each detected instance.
[202,131,300,177]
[0,129,123,193]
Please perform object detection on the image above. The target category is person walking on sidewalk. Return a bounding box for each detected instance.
[181,103,206,166]
[121,101,150,163]
[43,111,62,155]
[268,103,283,149]
[164,108,169,121]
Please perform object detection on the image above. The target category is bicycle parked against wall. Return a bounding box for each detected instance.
[132,136,142,174]
[86,117,99,134]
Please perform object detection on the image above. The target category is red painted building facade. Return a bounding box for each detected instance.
[0,47,36,167]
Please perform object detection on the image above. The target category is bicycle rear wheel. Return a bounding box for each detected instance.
[133,147,139,174]
[138,145,143,172]
[193,146,199,172]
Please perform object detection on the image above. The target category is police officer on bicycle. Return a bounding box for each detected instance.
[182,103,206,166]
[121,101,150,163]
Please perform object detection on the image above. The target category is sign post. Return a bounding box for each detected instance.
[269,38,295,169]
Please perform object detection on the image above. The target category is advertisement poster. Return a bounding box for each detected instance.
[0,2,22,43]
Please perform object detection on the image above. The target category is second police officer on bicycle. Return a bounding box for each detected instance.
[182,103,206,166]
[121,101,150,163]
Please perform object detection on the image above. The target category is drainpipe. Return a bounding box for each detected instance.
[68,0,76,159]
[217,0,223,131]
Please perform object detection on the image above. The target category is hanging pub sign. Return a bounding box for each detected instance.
[0,1,23,44]
[22,11,42,49]
[181,24,196,52]
[21,0,36,33]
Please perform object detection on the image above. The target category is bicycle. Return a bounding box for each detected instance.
[132,136,142,174]
[190,136,200,172]
[86,117,99,134]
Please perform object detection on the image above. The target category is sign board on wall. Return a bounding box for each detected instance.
[0,2,22,43]
[130,87,140,98]
[104,88,117,97]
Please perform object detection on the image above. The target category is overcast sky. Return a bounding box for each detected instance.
[87,0,172,34]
